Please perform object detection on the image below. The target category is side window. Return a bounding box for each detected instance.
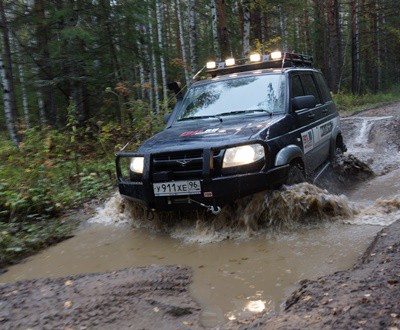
[300,74,321,104]
[291,75,304,98]
[314,73,332,103]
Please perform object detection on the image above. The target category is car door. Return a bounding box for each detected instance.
[289,73,319,169]
[299,73,330,168]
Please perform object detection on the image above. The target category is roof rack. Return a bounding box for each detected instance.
[206,52,313,78]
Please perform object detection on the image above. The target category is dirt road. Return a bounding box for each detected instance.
[0,265,201,330]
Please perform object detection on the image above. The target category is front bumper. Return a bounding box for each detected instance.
[117,165,289,211]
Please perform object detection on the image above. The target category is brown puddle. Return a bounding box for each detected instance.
[0,219,381,327]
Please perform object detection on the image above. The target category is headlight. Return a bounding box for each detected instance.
[222,144,265,168]
[130,157,144,174]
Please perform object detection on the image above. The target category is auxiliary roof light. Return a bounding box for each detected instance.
[206,61,217,69]
[249,53,261,62]
[270,51,282,60]
[225,58,235,67]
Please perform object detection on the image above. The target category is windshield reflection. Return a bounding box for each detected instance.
[176,74,286,121]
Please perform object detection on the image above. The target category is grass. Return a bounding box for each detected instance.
[333,85,400,115]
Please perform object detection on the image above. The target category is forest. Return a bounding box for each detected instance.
[1,0,400,142]
[0,0,399,263]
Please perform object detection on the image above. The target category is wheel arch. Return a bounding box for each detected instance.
[274,144,305,167]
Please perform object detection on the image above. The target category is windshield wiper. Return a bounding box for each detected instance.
[217,109,273,116]
[178,115,222,122]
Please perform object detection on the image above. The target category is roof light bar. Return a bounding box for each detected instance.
[249,53,261,62]
[225,58,235,67]
[270,51,282,60]
[204,51,313,77]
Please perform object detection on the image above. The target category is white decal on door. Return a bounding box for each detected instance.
[301,129,314,154]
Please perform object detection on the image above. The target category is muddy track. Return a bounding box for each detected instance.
[227,219,400,330]
[1,220,399,329]
[0,265,201,330]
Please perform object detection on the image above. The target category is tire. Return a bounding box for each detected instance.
[330,136,345,162]
[285,162,306,185]
[331,143,344,164]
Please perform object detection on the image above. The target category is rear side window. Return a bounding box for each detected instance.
[300,74,321,104]
[314,73,332,103]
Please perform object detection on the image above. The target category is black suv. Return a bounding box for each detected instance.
[116,52,345,214]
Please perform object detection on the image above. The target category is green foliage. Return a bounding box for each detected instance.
[0,220,75,267]
[332,85,400,113]
[0,124,128,223]
[0,113,151,266]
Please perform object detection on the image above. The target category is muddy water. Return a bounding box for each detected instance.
[0,219,381,326]
[1,108,400,327]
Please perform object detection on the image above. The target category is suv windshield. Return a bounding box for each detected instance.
[176,74,286,121]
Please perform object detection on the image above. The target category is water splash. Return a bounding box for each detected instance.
[341,115,400,174]
[88,194,129,226]
[87,182,400,243]
[346,195,400,226]
[88,183,357,243]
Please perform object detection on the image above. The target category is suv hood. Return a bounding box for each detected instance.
[137,115,284,153]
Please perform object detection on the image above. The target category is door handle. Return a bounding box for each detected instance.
[322,108,328,113]
[308,113,316,119]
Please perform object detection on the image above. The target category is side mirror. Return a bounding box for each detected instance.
[167,81,183,100]
[164,113,171,124]
[292,95,317,111]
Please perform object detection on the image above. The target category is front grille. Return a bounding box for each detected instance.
[152,150,204,181]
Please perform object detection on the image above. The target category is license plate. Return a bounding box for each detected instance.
[153,180,201,196]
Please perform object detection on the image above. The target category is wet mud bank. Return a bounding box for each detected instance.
[229,219,400,329]
[0,265,201,330]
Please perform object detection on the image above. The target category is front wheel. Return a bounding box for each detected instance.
[285,163,306,185]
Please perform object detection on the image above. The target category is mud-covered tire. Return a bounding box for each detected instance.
[285,163,306,185]
[330,136,345,162]
[331,145,344,164]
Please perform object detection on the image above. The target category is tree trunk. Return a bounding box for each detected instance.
[36,91,47,128]
[327,0,338,92]
[188,0,197,75]
[241,0,250,56]
[371,0,380,92]
[148,1,160,113]
[303,0,312,54]
[217,0,230,59]
[35,0,56,126]
[175,0,190,85]
[0,43,18,146]
[156,0,168,104]
[0,0,19,125]
[351,0,359,94]
[334,0,342,85]
[279,6,288,50]
[11,35,30,129]
[210,0,220,60]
